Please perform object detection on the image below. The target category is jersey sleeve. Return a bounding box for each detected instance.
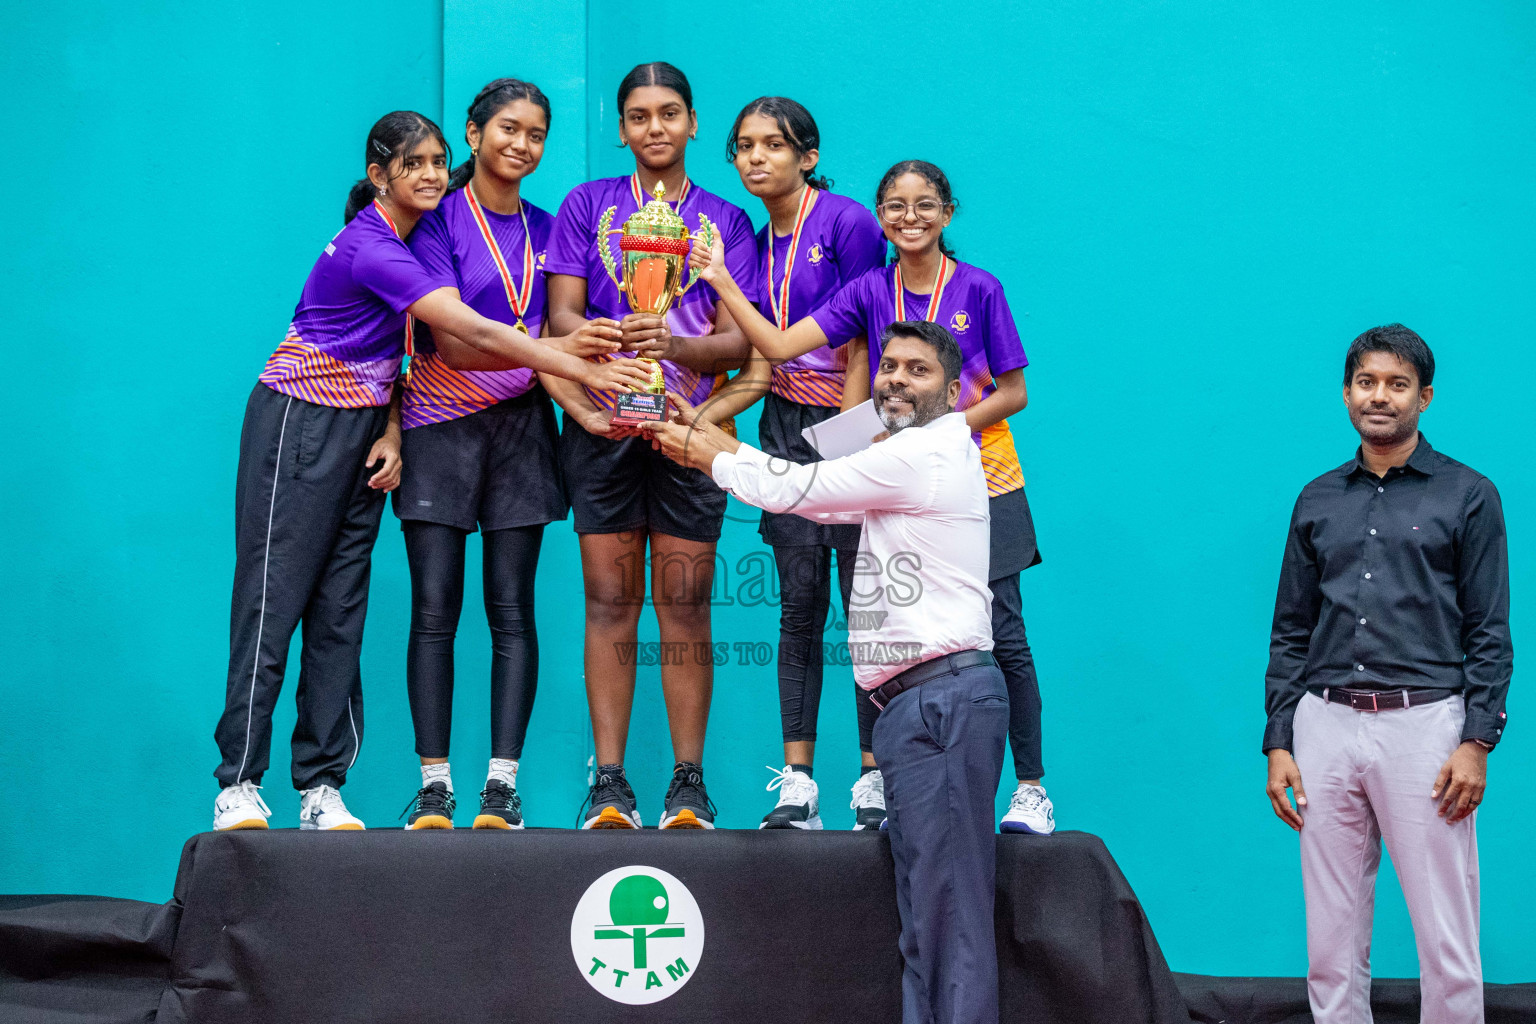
[830,203,887,286]
[407,209,457,285]
[722,204,763,306]
[979,275,1028,375]
[352,236,449,313]
[543,183,595,277]
[809,271,877,349]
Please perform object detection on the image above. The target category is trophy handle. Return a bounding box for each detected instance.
[596,206,625,292]
[680,214,715,295]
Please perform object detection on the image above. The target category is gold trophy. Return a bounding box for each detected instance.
[597,182,715,424]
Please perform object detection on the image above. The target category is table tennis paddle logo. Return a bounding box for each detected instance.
[570,865,705,1004]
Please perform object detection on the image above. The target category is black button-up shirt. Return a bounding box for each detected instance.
[1263,435,1512,752]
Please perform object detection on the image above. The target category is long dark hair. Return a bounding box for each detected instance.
[726,96,831,191]
[446,78,552,192]
[344,111,451,223]
[874,159,958,260]
[616,61,693,120]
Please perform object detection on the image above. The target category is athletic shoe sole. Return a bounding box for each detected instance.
[214,818,269,831]
[759,815,823,830]
[300,823,365,830]
[407,815,454,830]
[660,809,714,830]
[583,806,641,830]
[473,815,524,830]
[999,821,1055,835]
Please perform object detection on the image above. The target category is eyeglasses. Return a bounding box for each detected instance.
[878,199,948,223]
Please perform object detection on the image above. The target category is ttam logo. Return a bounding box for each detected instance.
[569,865,704,1004]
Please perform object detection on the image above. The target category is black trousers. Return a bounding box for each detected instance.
[213,384,388,791]
[990,573,1044,780]
[772,544,879,753]
[874,662,1009,1024]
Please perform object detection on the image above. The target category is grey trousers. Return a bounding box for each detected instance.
[1293,692,1482,1024]
[873,661,1009,1024]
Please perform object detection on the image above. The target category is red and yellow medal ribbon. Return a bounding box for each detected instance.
[892,252,952,325]
[373,199,416,355]
[766,186,818,329]
[630,172,691,212]
[464,185,534,333]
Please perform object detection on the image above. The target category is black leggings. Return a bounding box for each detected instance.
[403,521,544,760]
[774,544,879,753]
[990,572,1044,780]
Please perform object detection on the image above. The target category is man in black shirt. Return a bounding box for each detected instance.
[1262,324,1510,1024]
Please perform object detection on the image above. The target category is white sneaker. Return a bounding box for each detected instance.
[850,770,886,831]
[1000,782,1055,834]
[213,780,271,831]
[299,784,365,831]
[759,766,821,829]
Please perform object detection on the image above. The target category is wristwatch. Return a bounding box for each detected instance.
[1471,738,1495,751]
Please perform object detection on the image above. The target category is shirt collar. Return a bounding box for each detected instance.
[1347,432,1435,479]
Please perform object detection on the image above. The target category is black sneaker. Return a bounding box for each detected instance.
[473,779,524,830]
[403,781,455,830]
[580,766,641,829]
[660,762,716,829]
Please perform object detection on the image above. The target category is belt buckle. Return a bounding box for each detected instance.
[870,689,887,712]
[1370,692,1379,712]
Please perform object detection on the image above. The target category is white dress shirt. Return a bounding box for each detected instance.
[711,411,993,690]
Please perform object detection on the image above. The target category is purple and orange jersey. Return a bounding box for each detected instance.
[811,260,1029,497]
[259,201,449,408]
[401,190,555,429]
[543,175,759,411]
[754,189,885,408]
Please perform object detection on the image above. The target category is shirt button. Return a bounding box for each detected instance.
[1357,664,1365,671]
[1360,617,1367,625]
[1364,573,1372,579]
[1369,529,1377,535]
[1377,486,1384,493]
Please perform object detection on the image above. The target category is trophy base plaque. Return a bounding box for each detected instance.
[611,391,670,426]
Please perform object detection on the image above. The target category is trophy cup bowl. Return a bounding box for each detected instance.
[597,183,714,426]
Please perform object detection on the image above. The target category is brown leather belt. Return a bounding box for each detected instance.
[869,650,998,711]
[1310,686,1460,712]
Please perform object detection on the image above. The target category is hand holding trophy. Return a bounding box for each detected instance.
[596,182,715,425]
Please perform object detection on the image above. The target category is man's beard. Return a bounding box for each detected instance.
[1348,403,1418,447]
[875,386,949,433]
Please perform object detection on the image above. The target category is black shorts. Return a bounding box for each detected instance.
[559,414,726,543]
[756,392,864,550]
[393,389,568,532]
[989,484,1042,580]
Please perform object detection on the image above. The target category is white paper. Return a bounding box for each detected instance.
[801,400,885,460]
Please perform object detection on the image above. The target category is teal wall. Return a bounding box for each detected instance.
[2,0,1531,983]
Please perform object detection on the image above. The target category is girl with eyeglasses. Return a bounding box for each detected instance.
[540,62,759,831]
[702,97,888,830]
[689,159,1058,836]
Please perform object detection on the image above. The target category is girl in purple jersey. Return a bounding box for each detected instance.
[211,111,651,834]
[541,62,757,831]
[703,98,890,831]
[392,80,572,832]
[689,160,1059,836]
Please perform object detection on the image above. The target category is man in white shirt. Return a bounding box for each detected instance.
[644,321,1009,1024]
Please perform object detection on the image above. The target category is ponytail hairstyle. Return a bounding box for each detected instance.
[726,96,832,191]
[615,60,693,126]
[447,78,552,192]
[343,110,451,223]
[874,159,958,260]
